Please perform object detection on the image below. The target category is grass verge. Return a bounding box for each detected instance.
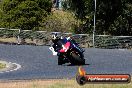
[0,37,17,43]
[0,79,131,88]
[0,63,6,69]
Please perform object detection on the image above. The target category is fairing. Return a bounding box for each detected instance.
[59,42,70,53]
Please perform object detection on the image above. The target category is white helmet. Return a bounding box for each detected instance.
[52,35,57,40]
[51,33,58,40]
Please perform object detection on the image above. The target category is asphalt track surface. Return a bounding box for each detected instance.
[0,44,132,80]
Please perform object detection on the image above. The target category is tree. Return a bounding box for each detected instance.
[0,0,52,30]
[109,0,132,35]
[41,10,77,32]
[65,0,132,35]
[62,0,94,33]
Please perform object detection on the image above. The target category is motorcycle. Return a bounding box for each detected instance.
[49,37,85,65]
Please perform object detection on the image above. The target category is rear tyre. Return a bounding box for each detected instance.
[70,49,85,65]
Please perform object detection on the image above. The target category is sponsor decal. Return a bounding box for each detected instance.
[76,66,131,85]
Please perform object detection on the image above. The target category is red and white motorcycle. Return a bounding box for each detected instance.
[49,37,85,65]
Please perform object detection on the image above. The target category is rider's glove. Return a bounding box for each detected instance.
[49,47,58,56]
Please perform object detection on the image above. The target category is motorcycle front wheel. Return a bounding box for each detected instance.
[58,56,65,65]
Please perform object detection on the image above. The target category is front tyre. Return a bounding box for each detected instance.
[58,55,66,65]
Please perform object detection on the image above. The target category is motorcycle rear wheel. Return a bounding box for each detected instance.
[70,50,85,65]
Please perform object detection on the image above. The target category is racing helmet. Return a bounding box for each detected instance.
[51,33,58,40]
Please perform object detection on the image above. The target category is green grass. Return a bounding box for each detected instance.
[46,80,132,88]
[48,83,66,88]
[0,79,131,88]
[0,63,6,69]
